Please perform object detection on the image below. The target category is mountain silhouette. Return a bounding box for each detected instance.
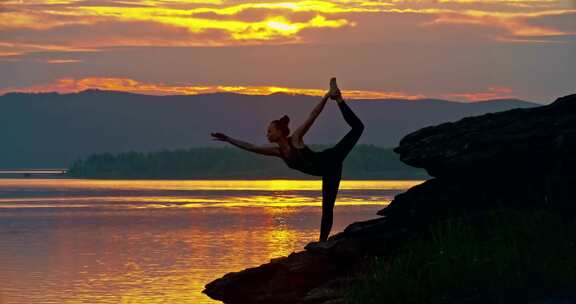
[0,90,540,168]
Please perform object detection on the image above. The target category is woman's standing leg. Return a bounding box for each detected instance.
[317,98,363,242]
[320,165,342,242]
[331,98,364,163]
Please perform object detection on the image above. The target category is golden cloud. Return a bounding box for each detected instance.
[0,77,427,99]
[42,59,84,64]
[424,9,576,40]
[2,0,573,50]
[442,86,515,101]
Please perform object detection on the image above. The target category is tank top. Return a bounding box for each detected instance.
[279,136,325,176]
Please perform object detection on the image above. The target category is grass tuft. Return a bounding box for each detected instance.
[344,207,576,303]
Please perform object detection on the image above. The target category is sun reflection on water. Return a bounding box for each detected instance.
[0,179,423,303]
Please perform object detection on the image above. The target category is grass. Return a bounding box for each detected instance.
[344,207,576,304]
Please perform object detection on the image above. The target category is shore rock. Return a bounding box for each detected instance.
[203,94,576,304]
[382,93,576,217]
[394,94,576,178]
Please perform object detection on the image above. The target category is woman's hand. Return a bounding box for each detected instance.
[211,132,230,142]
[328,78,341,100]
[329,86,341,100]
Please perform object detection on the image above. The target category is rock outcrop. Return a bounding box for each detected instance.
[203,94,576,304]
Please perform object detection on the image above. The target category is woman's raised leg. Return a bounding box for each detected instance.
[320,166,342,242]
[331,99,364,163]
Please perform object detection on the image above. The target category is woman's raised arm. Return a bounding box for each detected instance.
[291,92,330,142]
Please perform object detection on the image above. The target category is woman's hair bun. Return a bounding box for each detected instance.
[271,115,290,136]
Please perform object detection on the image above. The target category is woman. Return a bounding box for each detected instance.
[211,78,364,243]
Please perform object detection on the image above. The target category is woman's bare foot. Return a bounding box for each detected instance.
[304,239,334,251]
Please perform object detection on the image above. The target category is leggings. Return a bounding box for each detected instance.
[319,99,364,242]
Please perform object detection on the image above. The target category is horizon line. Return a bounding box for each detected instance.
[0,88,542,104]
[0,77,543,104]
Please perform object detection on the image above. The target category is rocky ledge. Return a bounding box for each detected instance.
[203,94,576,304]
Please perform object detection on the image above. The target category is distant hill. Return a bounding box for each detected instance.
[0,90,541,168]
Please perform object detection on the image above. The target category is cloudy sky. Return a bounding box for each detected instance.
[1,0,575,102]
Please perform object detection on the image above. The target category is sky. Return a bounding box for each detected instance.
[1,0,575,103]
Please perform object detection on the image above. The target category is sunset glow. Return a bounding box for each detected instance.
[1,0,574,101]
[1,0,573,50]
[0,77,433,100]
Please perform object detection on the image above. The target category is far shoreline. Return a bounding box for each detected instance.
[0,169,429,180]
[0,174,428,181]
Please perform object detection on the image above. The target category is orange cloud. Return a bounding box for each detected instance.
[43,59,83,64]
[0,77,426,99]
[443,86,516,101]
[1,2,356,44]
[0,52,21,57]
[0,41,99,58]
[2,0,573,52]
[424,9,576,42]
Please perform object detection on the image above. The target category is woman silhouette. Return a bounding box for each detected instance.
[211,78,364,243]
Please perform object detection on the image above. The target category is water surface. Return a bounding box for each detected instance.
[0,179,423,304]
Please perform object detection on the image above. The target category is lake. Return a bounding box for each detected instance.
[0,178,423,304]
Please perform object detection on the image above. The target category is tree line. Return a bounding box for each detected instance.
[68,144,429,179]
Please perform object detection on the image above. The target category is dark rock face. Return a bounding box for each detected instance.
[203,249,356,304]
[204,251,324,304]
[394,94,576,178]
[387,93,576,212]
[203,224,413,304]
[203,94,576,304]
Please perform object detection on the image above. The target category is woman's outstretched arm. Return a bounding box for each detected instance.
[291,92,330,142]
[211,132,279,156]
